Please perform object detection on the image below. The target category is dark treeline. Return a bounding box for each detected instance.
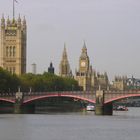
[0,68,80,92]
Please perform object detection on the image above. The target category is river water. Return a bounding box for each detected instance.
[0,107,140,140]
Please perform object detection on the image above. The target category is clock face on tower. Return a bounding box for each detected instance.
[81,61,86,67]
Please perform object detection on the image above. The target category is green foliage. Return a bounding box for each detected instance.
[19,72,80,92]
[0,68,80,92]
[0,67,20,92]
[20,72,79,92]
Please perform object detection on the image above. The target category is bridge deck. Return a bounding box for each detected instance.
[0,90,140,104]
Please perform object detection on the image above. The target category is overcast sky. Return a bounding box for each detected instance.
[0,0,140,80]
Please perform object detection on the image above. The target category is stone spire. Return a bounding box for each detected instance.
[80,41,88,59]
[83,40,87,49]
[62,43,68,61]
[59,43,71,77]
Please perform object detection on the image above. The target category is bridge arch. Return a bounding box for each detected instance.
[0,98,14,104]
[105,94,140,104]
[23,94,95,105]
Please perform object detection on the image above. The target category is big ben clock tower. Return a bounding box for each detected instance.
[75,42,109,91]
[79,42,90,73]
[75,42,91,91]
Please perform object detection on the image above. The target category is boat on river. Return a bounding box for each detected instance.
[114,105,128,111]
[86,104,95,111]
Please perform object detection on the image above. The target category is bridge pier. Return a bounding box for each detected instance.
[95,90,104,115]
[95,90,113,115]
[14,91,23,114]
[14,101,22,114]
[103,102,113,115]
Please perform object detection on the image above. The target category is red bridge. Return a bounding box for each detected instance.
[0,90,140,115]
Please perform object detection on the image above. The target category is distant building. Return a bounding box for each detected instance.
[75,42,109,91]
[31,63,36,74]
[0,15,27,75]
[96,72,109,90]
[112,76,127,90]
[59,44,72,77]
[126,76,140,89]
[48,62,54,74]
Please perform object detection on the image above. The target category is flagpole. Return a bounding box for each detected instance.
[13,0,15,19]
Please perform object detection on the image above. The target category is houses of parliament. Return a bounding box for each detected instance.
[59,42,109,91]
[59,43,129,91]
[0,15,128,91]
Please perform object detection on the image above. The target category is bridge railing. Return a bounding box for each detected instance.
[22,91,96,96]
[0,92,15,97]
[1,90,140,98]
[105,90,140,94]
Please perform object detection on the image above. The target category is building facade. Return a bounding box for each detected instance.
[112,76,127,90]
[0,15,27,75]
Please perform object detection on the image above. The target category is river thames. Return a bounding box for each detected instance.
[0,107,140,140]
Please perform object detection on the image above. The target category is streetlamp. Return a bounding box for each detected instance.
[18,86,21,92]
[72,84,74,92]
[29,87,32,93]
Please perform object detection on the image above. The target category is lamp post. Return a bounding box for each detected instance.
[72,84,75,93]
[18,86,21,92]
[29,87,32,93]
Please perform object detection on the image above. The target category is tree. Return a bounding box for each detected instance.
[0,68,80,92]
[0,67,20,92]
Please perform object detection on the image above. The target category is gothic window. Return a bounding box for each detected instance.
[13,46,16,57]
[6,46,8,57]
[10,46,12,57]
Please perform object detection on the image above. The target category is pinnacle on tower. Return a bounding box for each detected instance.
[18,14,21,22]
[81,41,88,55]
[63,43,68,59]
[80,41,89,60]
[23,16,26,25]
[1,14,5,22]
[1,14,5,27]
[7,16,10,26]
[83,40,87,48]
[17,14,21,27]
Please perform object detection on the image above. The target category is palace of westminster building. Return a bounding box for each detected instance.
[0,15,129,91]
[59,42,110,91]
[59,44,129,91]
[0,15,26,75]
